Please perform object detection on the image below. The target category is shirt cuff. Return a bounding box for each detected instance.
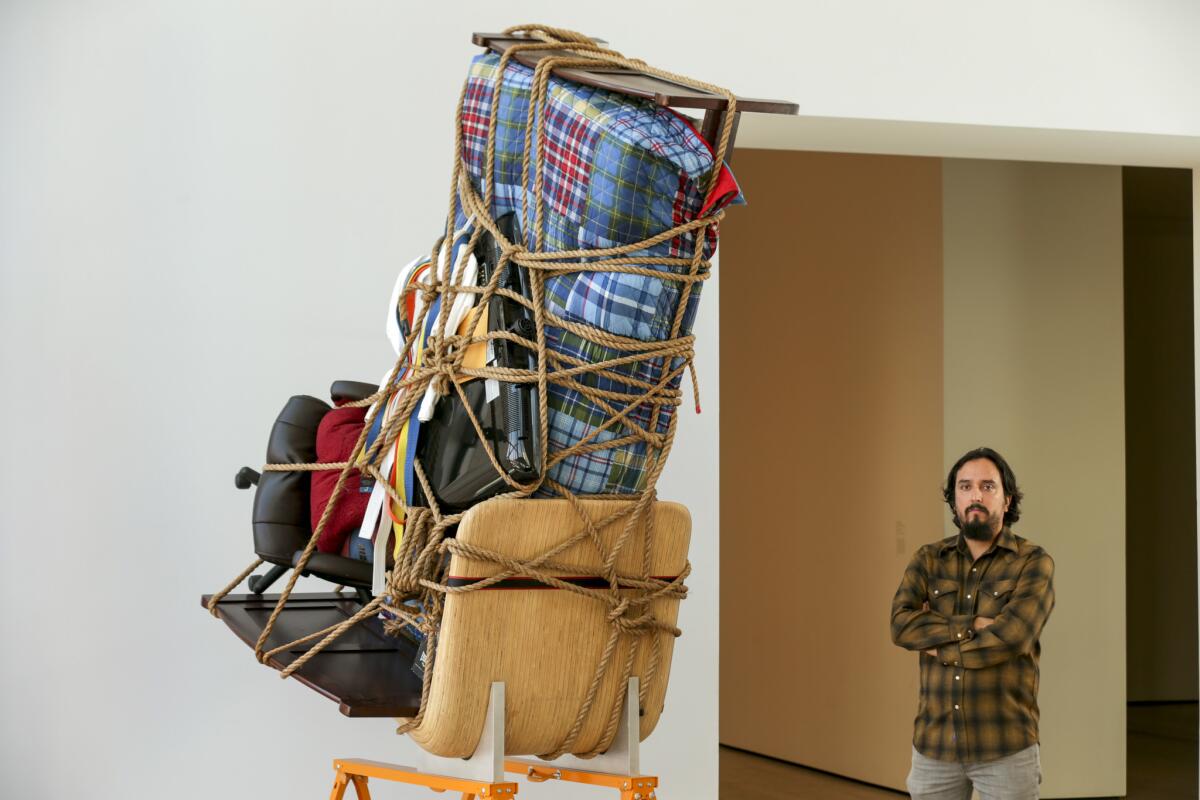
[948,614,975,643]
[938,615,974,666]
[937,640,963,668]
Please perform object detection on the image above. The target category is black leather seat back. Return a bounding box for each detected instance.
[252,395,330,565]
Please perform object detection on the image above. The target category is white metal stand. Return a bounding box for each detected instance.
[418,681,507,783]
[334,678,655,800]
[418,677,641,779]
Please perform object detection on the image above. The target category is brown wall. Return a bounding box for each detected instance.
[720,154,1133,797]
[1124,166,1198,702]
[718,149,944,790]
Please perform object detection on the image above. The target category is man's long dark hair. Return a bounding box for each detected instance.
[943,447,1024,529]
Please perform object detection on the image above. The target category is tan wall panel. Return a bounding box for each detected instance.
[719,149,944,790]
[942,160,1126,798]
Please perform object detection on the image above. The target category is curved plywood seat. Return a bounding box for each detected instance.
[408,497,691,758]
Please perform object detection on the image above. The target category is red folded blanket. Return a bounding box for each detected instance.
[312,404,370,554]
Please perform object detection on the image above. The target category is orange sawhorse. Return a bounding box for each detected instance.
[331,680,657,800]
[511,759,659,800]
[329,757,659,800]
[330,758,518,800]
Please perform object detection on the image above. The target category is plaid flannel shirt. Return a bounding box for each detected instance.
[450,52,742,495]
[891,528,1055,763]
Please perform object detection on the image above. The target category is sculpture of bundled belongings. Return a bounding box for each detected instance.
[203,23,796,795]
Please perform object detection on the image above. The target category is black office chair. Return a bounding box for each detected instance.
[235,380,380,603]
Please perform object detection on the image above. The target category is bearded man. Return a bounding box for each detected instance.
[891,447,1055,800]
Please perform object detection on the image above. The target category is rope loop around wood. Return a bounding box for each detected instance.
[209,24,735,760]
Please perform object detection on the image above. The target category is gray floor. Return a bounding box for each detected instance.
[720,702,1198,799]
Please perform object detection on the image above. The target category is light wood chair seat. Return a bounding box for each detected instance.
[408,497,691,758]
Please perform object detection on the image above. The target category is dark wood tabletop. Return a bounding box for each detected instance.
[202,592,423,718]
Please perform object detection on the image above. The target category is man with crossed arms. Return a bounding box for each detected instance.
[891,447,1055,799]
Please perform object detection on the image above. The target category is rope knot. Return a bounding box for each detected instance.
[611,610,656,634]
[421,333,467,397]
[606,598,657,634]
[390,572,420,596]
[606,598,631,623]
[500,242,526,263]
[420,278,440,307]
[433,365,459,396]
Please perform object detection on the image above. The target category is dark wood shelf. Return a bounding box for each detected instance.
[473,33,798,115]
[473,34,797,115]
[472,32,798,155]
[202,592,422,718]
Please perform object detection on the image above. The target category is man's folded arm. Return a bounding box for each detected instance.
[955,552,1055,669]
[890,556,975,652]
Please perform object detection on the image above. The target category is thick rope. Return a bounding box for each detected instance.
[207,557,263,616]
[261,462,349,472]
[209,24,732,758]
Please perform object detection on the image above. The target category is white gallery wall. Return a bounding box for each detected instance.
[0,6,725,800]
[2,3,1198,799]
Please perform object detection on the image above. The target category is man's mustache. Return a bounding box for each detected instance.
[966,504,988,515]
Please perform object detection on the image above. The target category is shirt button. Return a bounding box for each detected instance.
[957,633,962,638]
[972,568,976,573]
[955,675,960,681]
[967,594,971,599]
[994,591,999,596]
[933,589,939,595]
[954,704,960,710]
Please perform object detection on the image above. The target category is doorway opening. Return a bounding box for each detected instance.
[717,152,1198,798]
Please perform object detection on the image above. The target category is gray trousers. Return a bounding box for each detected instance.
[907,744,1041,800]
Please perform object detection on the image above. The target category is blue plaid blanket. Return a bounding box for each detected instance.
[450,52,743,495]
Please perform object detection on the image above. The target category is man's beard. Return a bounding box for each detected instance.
[961,505,996,541]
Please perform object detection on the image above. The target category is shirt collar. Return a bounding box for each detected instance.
[939,526,1019,557]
